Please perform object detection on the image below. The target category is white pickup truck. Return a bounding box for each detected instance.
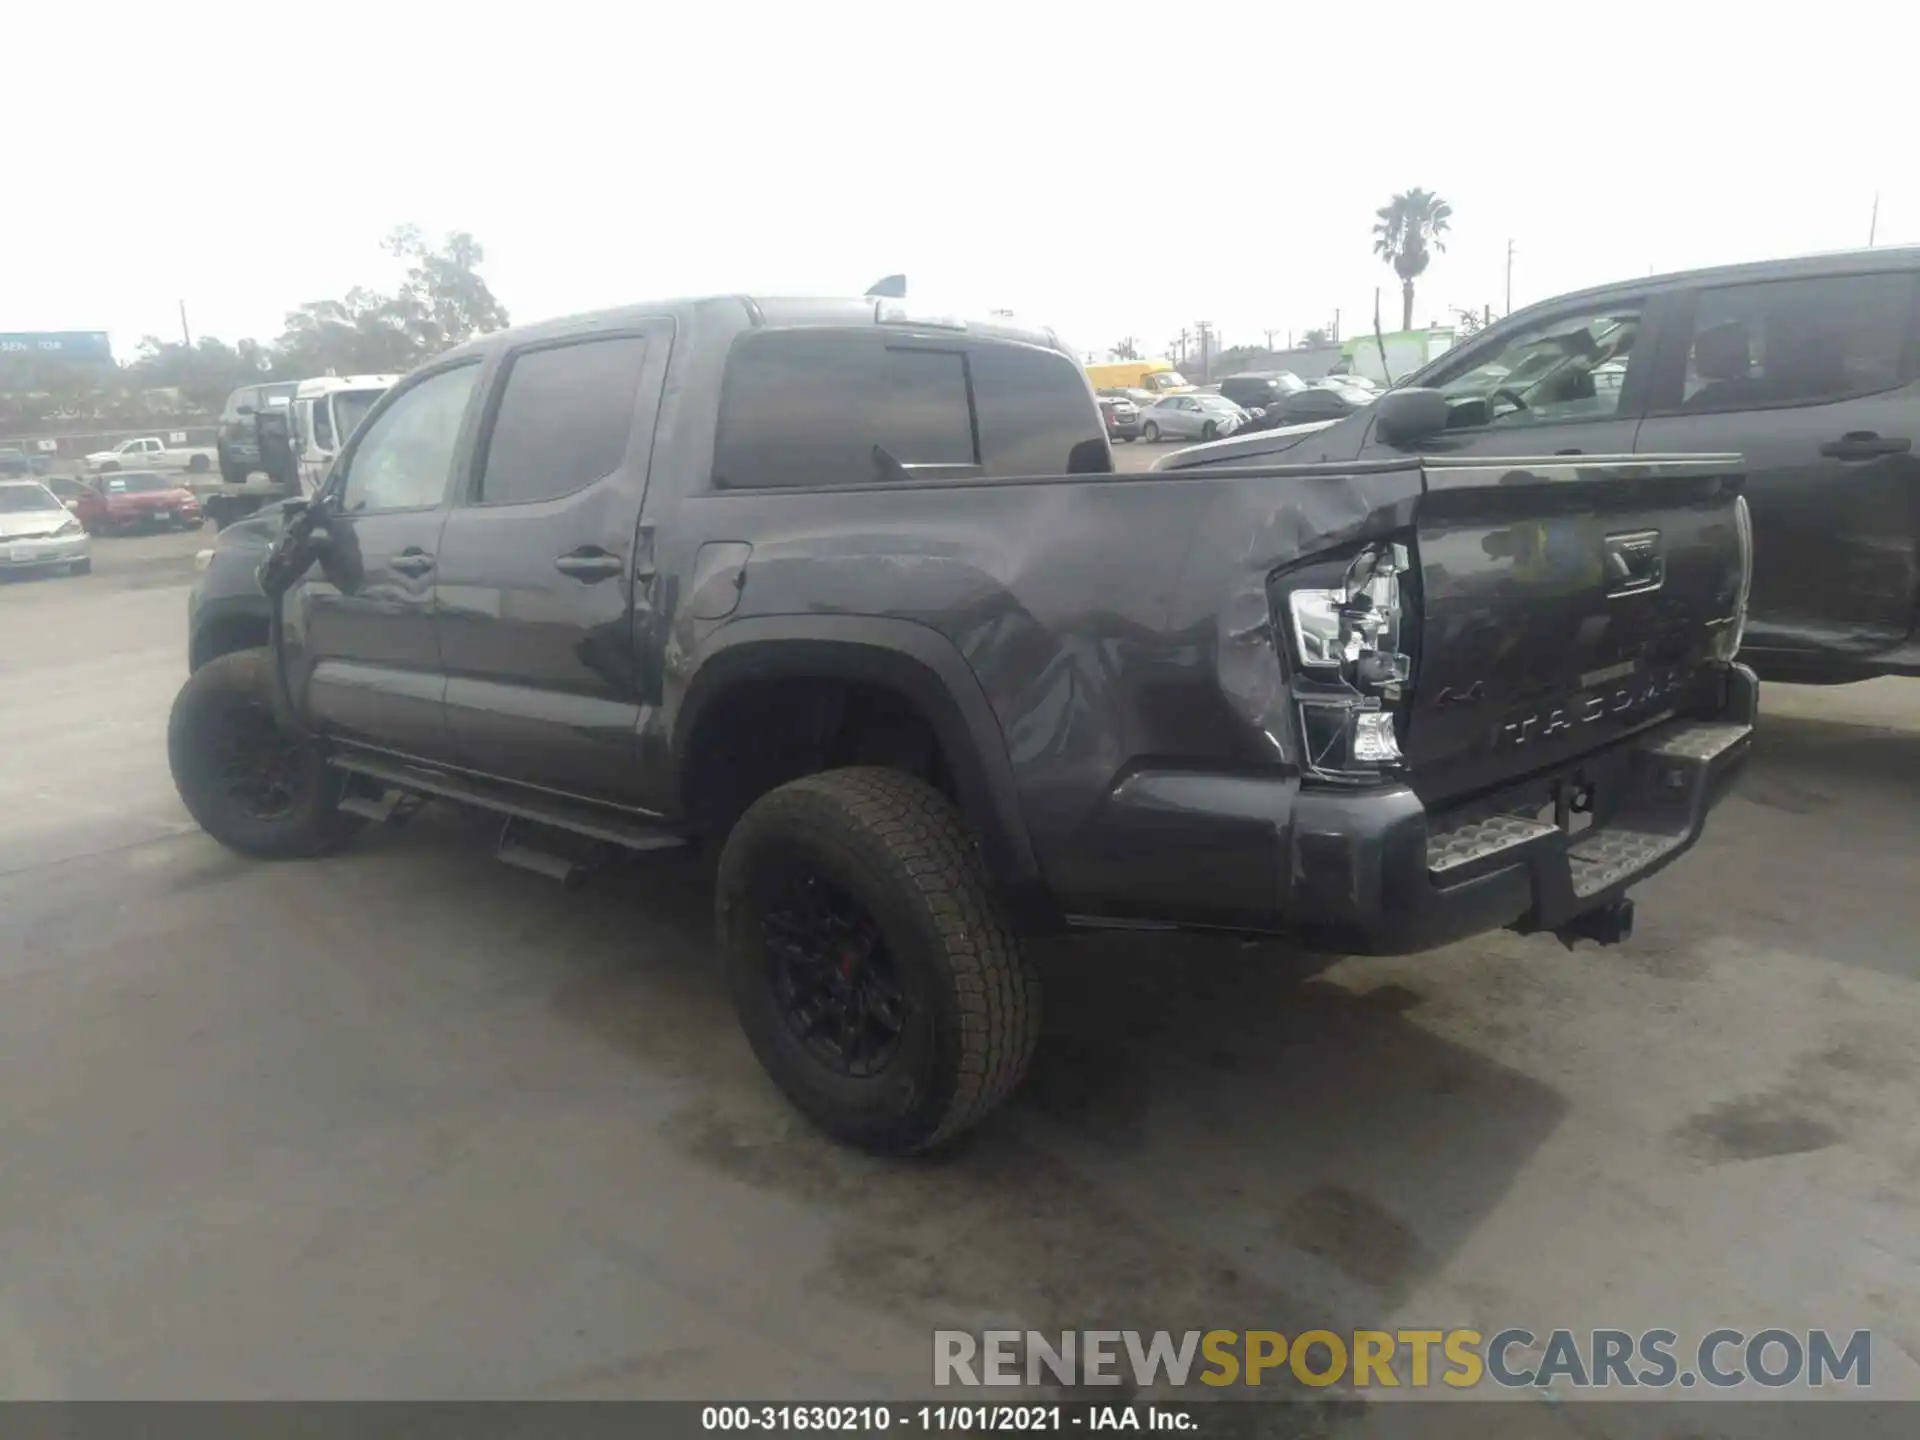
[82,436,215,474]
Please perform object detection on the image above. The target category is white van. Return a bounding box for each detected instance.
[290,374,399,494]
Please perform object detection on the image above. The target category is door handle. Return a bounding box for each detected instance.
[390,549,434,576]
[1820,432,1911,460]
[554,549,623,582]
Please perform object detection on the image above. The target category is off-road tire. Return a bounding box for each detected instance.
[1142,420,1160,442]
[167,647,361,859]
[717,766,1041,1154]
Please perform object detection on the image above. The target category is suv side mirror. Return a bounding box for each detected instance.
[1373,387,1450,448]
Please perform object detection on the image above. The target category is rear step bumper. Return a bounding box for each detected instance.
[1284,664,1757,955]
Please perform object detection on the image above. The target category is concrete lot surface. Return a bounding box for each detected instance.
[1,528,1917,1410]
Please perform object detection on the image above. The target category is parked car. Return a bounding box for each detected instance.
[1218,372,1308,412]
[1158,246,1920,685]
[173,292,1752,1154]
[72,470,204,534]
[216,380,299,484]
[0,447,33,479]
[1235,384,1369,433]
[1139,392,1248,442]
[82,436,216,475]
[1096,392,1141,441]
[0,479,91,576]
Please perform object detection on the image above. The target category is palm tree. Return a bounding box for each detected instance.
[1110,336,1139,361]
[1372,188,1453,332]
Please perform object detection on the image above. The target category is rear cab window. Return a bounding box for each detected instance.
[713,329,1108,488]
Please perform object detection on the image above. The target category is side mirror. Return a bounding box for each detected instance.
[237,403,258,417]
[1373,387,1450,449]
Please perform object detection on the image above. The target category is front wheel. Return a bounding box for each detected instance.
[188,453,211,473]
[1201,420,1218,441]
[717,767,1041,1155]
[1142,421,1160,442]
[167,648,361,859]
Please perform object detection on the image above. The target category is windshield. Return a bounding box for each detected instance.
[1146,371,1191,391]
[0,483,62,513]
[332,390,383,444]
[113,472,177,493]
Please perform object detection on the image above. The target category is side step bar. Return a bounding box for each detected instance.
[327,751,689,855]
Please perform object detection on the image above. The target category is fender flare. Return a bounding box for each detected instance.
[672,614,1045,911]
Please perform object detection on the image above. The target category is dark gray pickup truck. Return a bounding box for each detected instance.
[172,295,1758,1153]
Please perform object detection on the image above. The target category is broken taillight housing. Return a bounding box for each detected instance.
[1712,493,1753,663]
[1280,540,1416,782]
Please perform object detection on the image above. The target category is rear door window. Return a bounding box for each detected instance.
[475,335,650,505]
[1656,272,1918,413]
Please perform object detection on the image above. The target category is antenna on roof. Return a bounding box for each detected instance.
[865,274,907,298]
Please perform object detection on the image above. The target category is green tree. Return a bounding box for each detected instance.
[1372,188,1452,332]
[1300,326,1331,346]
[274,226,511,378]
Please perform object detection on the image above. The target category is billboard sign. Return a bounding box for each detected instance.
[0,331,113,363]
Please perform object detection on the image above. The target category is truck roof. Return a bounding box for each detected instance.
[1508,244,1920,323]
[438,295,1071,365]
[293,374,400,398]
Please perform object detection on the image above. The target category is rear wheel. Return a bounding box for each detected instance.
[717,767,1041,1154]
[167,648,361,859]
[1142,421,1160,442]
[188,453,211,473]
[1201,419,1218,441]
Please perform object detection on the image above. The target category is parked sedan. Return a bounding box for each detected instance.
[0,479,91,577]
[71,470,204,534]
[1138,393,1248,443]
[1096,392,1142,441]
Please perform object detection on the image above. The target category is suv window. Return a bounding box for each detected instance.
[337,363,480,513]
[714,330,976,489]
[1663,272,1917,414]
[970,342,1108,476]
[1435,305,1643,429]
[477,336,650,505]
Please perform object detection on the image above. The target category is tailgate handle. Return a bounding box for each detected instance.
[1820,432,1911,460]
[1602,530,1664,597]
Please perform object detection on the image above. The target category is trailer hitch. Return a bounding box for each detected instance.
[1554,897,1635,948]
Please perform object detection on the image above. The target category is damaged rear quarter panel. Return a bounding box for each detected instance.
[675,461,1423,919]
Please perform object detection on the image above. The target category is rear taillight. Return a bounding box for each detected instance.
[1277,540,1416,783]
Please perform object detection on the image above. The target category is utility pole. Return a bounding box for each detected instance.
[1193,320,1214,382]
[178,299,191,348]
[1505,238,1515,315]
[1171,329,1191,366]
[1263,328,1277,351]
[1332,308,1341,343]
[1869,192,1880,247]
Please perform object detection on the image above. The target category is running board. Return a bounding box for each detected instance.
[326,751,689,854]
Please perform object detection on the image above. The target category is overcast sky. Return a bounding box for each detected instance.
[6,2,1912,365]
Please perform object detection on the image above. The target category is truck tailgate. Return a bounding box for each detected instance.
[1406,455,1748,807]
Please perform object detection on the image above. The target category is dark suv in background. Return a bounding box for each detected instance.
[215,381,298,484]
[1217,372,1306,412]
[1169,246,1920,685]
